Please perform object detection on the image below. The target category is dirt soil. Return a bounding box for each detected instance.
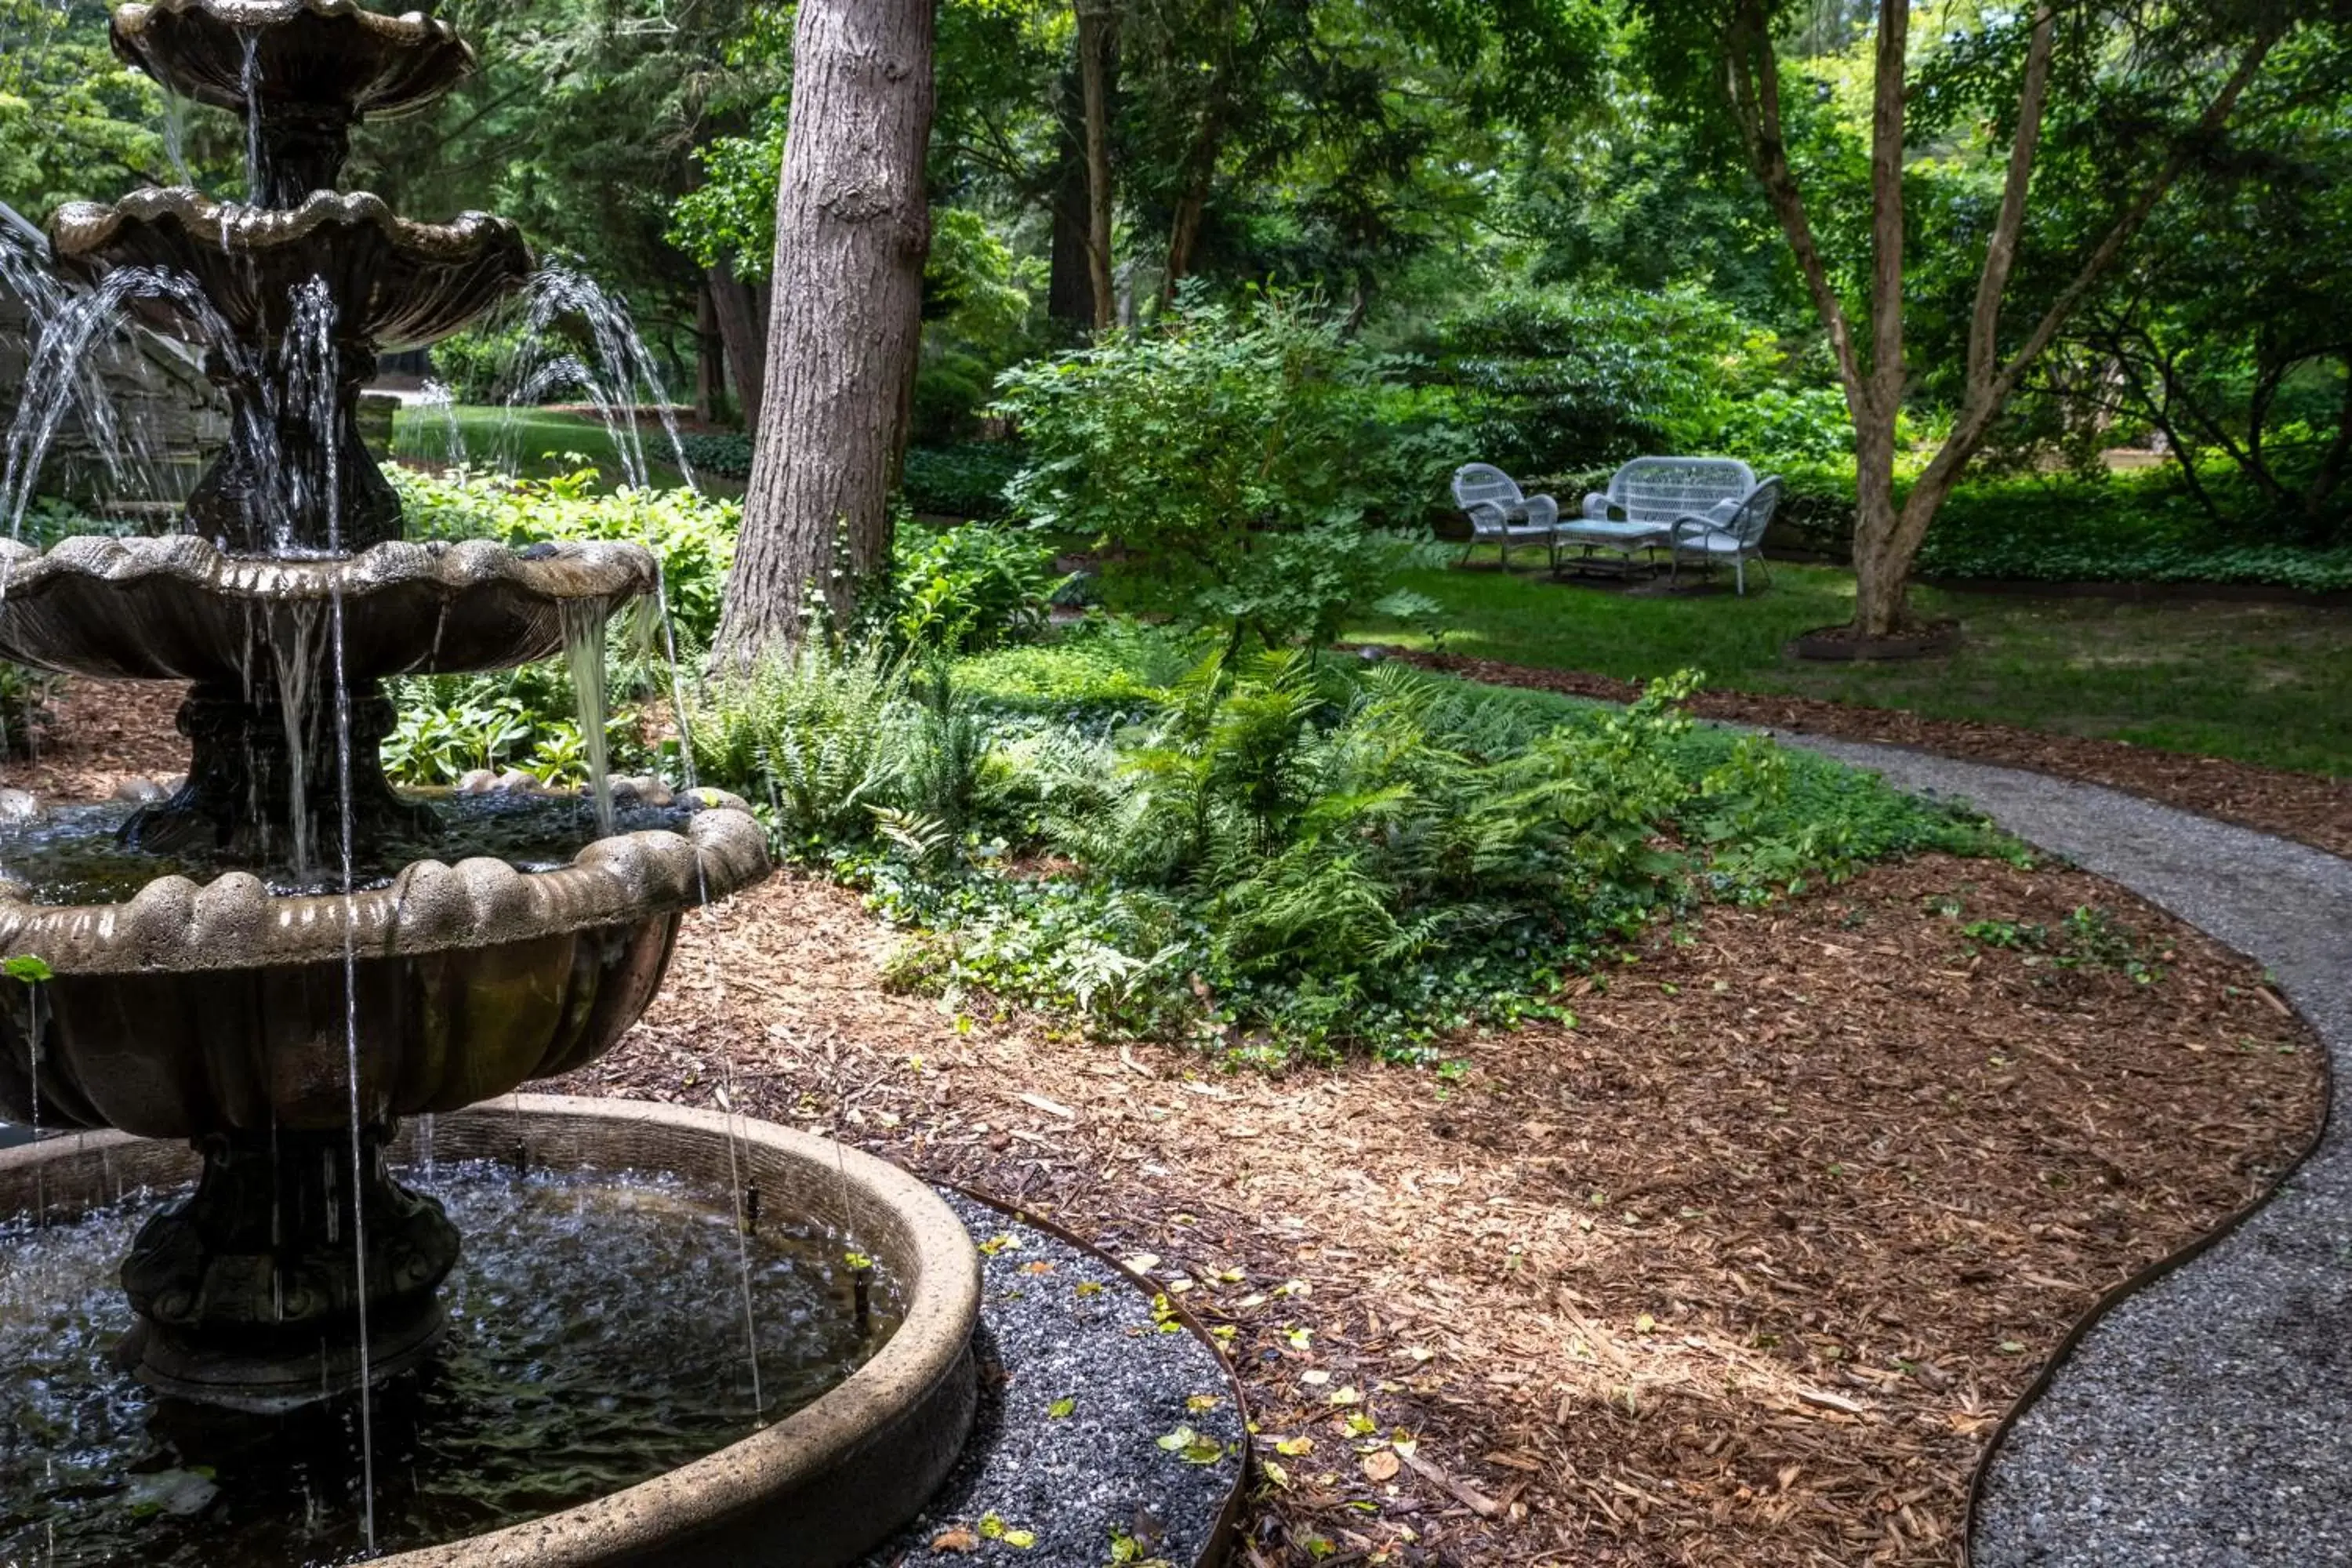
[1371,649,2352,863]
[550,862,2322,1568]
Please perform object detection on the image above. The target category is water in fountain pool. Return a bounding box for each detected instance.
[0,1161,898,1566]
[0,790,703,905]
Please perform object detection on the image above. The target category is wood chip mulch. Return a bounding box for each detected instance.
[0,679,189,798]
[550,859,2324,1567]
[1362,648,2352,863]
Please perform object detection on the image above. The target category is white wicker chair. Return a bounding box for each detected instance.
[1666,475,1784,595]
[1450,463,1559,569]
[1579,456,1757,532]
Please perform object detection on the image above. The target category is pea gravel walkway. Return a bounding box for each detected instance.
[1778,737,2352,1568]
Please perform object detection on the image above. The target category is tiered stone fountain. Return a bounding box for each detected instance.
[0,5,978,1559]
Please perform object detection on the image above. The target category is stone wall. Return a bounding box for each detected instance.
[0,201,227,513]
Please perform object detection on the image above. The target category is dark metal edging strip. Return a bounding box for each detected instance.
[941,1180,1251,1568]
[1960,1014,2336,1566]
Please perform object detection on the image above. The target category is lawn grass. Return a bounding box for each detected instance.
[1348,550,2352,777]
[390,403,730,495]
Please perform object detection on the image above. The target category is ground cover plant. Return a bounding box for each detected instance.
[1359,560,2352,780]
[686,622,2004,1062]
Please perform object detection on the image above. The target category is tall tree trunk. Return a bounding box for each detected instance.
[1075,0,1116,332]
[1046,76,1095,326]
[715,0,937,665]
[706,264,768,429]
[694,279,723,423]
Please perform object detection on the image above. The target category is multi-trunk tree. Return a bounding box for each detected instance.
[1634,0,2310,637]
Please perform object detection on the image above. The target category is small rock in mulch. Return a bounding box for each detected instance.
[858,1190,1243,1568]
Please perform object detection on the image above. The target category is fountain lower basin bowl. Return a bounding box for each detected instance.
[0,1096,985,1568]
[0,534,654,683]
[0,803,767,1137]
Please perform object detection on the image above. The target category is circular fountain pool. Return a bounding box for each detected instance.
[0,1099,982,1568]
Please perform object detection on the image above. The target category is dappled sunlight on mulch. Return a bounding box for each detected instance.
[0,678,187,797]
[554,858,2322,1566]
[1371,648,2352,862]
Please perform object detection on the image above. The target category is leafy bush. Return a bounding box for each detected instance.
[427,321,532,405]
[383,666,649,788]
[1697,386,1856,469]
[1411,285,1753,474]
[676,433,754,479]
[878,519,1069,655]
[388,465,739,648]
[902,444,1024,519]
[691,626,2001,1061]
[996,292,1444,649]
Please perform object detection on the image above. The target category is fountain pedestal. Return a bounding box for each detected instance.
[123,682,433,861]
[122,1123,459,1410]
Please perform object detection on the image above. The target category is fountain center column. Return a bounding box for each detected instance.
[187,334,402,556]
[122,1123,459,1413]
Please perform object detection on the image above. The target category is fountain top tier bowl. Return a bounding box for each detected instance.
[113,0,474,125]
[0,533,655,681]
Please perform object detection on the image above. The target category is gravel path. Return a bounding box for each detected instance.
[1779,737,2352,1568]
[858,1190,1243,1568]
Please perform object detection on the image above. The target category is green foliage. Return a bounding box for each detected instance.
[0,0,205,211]
[879,520,1069,656]
[902,445,1025,520]
[675,433,754,479]
[691,624,1998,1061]
[914,209,1045,443]
[1411,284,1755,474]
[996,292,1445,648]
[426,321,532,405]
[383,661,651,788]
[1918,474,2352,592]
[387,465,739,649]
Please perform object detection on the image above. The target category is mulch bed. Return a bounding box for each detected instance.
[1363,648,2352,863]
[2,677,2329,1562]
[0,679,188,799]
[550,862,2323,1567]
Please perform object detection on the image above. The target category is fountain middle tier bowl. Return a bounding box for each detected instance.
[112,0,476,125]
[0,803,768,1139]
[49,189,530,350]
[0,534,653,682]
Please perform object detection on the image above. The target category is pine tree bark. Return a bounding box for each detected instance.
[706,264,770,430]
[693,280,722,423]
[715,0,937,665]
[1075,0,1116,332]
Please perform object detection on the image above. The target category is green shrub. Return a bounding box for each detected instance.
[382,666,651,787]
[995,292,1444,650]
[676,433,754,480]
[902,445,1024,519]
[387,464,739,648]
[427,321,532,405]
[879,519,1069,655]
[1411,285,1753,474]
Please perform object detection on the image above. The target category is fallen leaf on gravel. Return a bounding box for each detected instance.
[929,1527,978,1552]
